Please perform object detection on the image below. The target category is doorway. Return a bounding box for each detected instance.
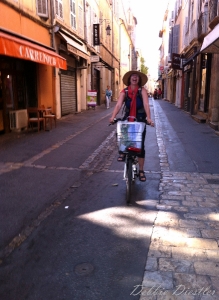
[0,57,37,133]
[93,68,100,105]
[199,54,211,113]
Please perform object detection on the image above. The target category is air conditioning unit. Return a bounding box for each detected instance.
[9,109,28,131]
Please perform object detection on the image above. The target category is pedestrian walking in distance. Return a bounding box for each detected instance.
[105,85,112,109]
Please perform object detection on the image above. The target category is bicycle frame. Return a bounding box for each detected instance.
[109,117,146,205]
[123,147,141,204]
[123,149,140,181]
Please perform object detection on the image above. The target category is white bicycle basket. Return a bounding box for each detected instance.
[116,121,145,152]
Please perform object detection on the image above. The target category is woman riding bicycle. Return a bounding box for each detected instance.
[109,70,154,182]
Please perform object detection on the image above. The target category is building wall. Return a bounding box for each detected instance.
[0,1,54,114]
[209,54,219,125]
[1,1,51,45]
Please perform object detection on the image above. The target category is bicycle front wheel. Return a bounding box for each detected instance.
[126,157,133,204]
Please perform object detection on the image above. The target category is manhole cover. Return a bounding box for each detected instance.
[207,179,219,184]
[74,263,94,275]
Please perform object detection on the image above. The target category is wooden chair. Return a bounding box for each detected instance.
[41,106,56,130]
[27,107,45,132]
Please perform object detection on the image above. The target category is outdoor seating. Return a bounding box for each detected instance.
[40,105,56,130]
[27,107,45,132]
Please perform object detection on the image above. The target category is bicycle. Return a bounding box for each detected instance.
[109,117,146,205]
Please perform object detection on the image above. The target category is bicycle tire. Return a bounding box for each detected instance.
[126,157,132,204]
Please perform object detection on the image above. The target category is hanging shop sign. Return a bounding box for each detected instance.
[93,24,100,46]
[172,53,182,70]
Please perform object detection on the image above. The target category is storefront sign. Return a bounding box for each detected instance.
[184,64,192,72]
[87,90,97,107]
[90,55,100,62]
[93,24,100,46]
[67,44,88,60]
[19,46,57,65]
[0,31,67,69]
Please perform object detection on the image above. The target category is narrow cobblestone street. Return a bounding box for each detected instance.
[0,99,219,300]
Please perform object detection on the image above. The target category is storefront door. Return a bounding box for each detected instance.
[93,68,100,105]
[60,68,76,115]
[0,57,37,133]
[0,71,15,132]
[199,54,211,113]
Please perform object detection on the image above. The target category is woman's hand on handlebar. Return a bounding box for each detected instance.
[109,117,115,124]
[109,117,121,125]
[146,119,155,127]
[109,117,121,123]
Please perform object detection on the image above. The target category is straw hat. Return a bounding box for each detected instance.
[122,71,148,86]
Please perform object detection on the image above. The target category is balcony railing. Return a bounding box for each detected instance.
[209,0,218,23]
[198,12,209,37]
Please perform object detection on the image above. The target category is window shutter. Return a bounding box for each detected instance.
[78,6,83,36]
[70,0,76,29]
[55,0,58,15]
[169,31,172,55]
[183,23,185,47]
[92,10,95,46]
[37,0,48,17]
[59,1,63,18]
[87,5,91,45]
[172,24,180,54]
[171,10,174,21]
[55,0,63,18]
[185,16,188,32]
[100,12,103,39]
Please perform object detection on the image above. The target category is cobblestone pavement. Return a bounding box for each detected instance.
[138,102,219,300]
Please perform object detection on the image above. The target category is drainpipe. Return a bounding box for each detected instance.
[50,0,55,49]
[119,20,123,87]
[50,0,57,114]
[111,3,114,100]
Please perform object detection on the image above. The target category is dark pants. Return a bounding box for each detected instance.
[137,126,146,158]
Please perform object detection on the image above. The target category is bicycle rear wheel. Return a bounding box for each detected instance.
[126,157,132,204]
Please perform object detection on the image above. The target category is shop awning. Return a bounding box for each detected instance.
[200,23,219,53]
[0,31,67,69]
[59,32,88,60]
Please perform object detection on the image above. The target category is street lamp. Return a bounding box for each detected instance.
[99,19,111,36]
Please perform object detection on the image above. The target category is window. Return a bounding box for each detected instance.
[55,0,63,19]
[70,0,76,29]
[191,0,194,23]
[37,0,48,17]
